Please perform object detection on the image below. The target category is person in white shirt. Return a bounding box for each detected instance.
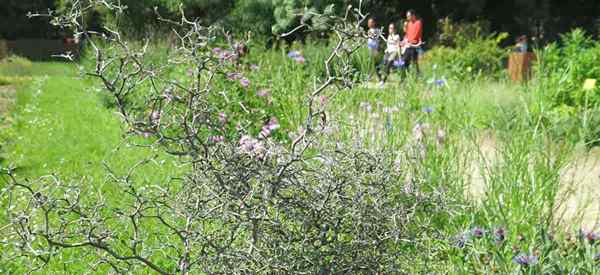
[376,23,401,86]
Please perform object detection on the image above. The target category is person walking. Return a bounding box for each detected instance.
[376,23,402,87]
[402,9,423,76]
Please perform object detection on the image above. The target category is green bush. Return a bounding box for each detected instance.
[435,17,492,47]
[421,18,508,80]
[533,29,600,145]
[535,29,600,107]
[424,32,508,80]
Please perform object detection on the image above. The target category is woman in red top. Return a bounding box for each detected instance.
[402,9,423,76]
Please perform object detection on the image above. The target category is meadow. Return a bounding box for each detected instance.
[2,28,600,273]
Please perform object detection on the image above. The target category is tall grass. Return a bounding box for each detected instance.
[2,37,600,273]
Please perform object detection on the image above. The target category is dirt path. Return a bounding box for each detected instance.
[559,147,600,229]
[469,133,600,229]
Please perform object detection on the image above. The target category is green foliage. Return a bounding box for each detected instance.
[536,29,600,107]
[5,27,600,273]
[0,0,61,39]
[533,29,600,145]
[228,0,275,36]
[424,30,508,80]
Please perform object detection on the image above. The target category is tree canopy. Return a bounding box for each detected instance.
[1,0,600,42]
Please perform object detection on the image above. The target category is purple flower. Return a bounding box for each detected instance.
[250,64,260,71]
[266,117,280,132]
[586,232,600,244]
[393,58,405,68]
[454,232,470,249]
[294,56,306,64]
[218,112,228,124]
[471,227,485,238]
[259,117,280,138]
[240,135,258,152]
[513,253,538,267]
[579,229,600,244]
[239,135,266,158]
[259,128,271,139]
[208,135,225,143]
[212,47,222,55]
[257,89,271,97]
[219,50,234,61]
[186,68,194,77]
[227,72,242,80]
[494,227,506,243]
[435,79,447,87]
[287,51,301,58]
[240,77,250,88]
[423,107,434,114]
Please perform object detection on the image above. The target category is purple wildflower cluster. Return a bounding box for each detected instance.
[237,116,281,158]
[579,229,600,244]
[226,72,250,87]
[512,253,539,267]
[454,226,506,249]
[494,227,506,243]
[260,117,280,139]
[257,89,271,97]
[428,78,447,87]
[471,227,486,238]
[213,47,236,62]
[239,135,266,158]
[288,51,306,64]
[218,112,228,124]
[393,58,405,69]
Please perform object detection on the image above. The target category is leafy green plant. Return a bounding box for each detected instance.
[424,32,508,80]
[423,20,508,80]
[533,29,600,145]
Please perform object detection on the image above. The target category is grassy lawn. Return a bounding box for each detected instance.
[1,62,177,180]
[0,60,181,273]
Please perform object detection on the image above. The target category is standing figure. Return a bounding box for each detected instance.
[367,18,382,79]
[402,9,423,76]
[376,23,402,87]
[514,35,528,53]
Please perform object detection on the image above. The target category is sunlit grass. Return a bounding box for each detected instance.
[1,42,599,273]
